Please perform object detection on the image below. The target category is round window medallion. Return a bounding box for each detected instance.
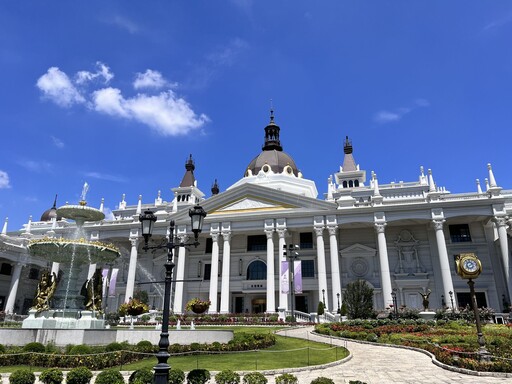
[351,257,369,277]
[262,165,269,173]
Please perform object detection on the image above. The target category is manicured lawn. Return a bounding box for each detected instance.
[0,326,348,373]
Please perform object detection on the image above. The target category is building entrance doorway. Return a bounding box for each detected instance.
[252,298,266,313]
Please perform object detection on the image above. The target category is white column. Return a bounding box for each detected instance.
[265,229,275,313]
[277,229,288,309]
[375,223,393,309]
[173,234,189,314]
[219,232,231,313]
[328,225,341,311]
[432,219,456,310]
[51,262,60,277]
[5,263,23,314]
[495,217,512,300]
[208,233,220,313]
[315,226,329,310]
[125,237,139,302]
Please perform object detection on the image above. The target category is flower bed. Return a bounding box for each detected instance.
[315,320,512,372]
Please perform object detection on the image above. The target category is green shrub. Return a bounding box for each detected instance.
[69,345,92,355]
[310,378,334,384]
[317,301,325,316]
[22,342,45,353]
[168,368,185,384]
[0,344,6,353]
[105,342,124,352]
[275,373,298,384]
[66,367,93,384]
[348,381,367,384]
[242,372,267,384]
[215,370,240,384]
[186,369,211,384]
[344,280,374,319]
[39,368,64,384]
[9,368,35,384]
[45,342,59,354]
[366,333,378,342]
[136,340,154,353]
[128,368,152,384]
[94,369,124,384]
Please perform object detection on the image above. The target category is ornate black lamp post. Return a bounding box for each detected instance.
[449,290,454,311]
[391,290,398,318]
[322,289,326,306]
[140,205,206,384]
[455,253,490,361]
[283,244,299,324]
[337,292,341,314]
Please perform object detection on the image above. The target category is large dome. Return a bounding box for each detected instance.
[40,196,62,222]
[246,150,299,177]
[244,111,300,177]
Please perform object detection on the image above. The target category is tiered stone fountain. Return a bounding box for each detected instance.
[23,185,120,329]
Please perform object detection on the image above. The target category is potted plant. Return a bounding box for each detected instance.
[186,298,211,314]
[119,298,149,317]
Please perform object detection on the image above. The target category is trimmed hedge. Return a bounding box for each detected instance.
[94,369,124,384]
[8,368,35,384]
[65,367,93,384]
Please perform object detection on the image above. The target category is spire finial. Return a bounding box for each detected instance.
[428,169,436,192]
[476,179,483,194]
[211,179,220,195]
[1,217,7,235]
[487,163,498,188]
[52,194,58,208]
[270,99,274,123]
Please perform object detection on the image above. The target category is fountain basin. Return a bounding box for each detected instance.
[28,237,120,264]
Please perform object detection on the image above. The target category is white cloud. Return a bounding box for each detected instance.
[207,38,248,67]
[93,89,209,136]
[134,69,173,90]
[482,13,512,32]
[92,87,130,117]
[51,136,65,149]
[36,67,85,107]
[374,99,429,124]
[0,170,10,189]
[84,171,127,183]
[17,160,53,173]
[103,207,115,221]
[37,63,209,136]
[109,15,140,34]
[76,62,114,84]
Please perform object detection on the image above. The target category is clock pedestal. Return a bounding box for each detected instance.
[467,278,490,361]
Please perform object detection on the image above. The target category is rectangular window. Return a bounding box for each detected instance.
[247,235,267,252]
[300,232,313,249]
[0,263,12,276]
[29,268,40,280]
[456,292,487,308]
[449,224,472,242]
[204,264,211,281]
[301,260,315,278]
[205,238,213,254]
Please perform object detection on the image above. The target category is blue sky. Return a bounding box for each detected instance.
[1,1,512,231]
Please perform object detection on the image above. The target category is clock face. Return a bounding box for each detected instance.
[462,258,479,273]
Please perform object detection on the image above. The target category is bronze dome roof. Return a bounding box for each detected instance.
[245,110,300,177]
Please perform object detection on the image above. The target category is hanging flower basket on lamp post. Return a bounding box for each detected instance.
[186,298,211,314]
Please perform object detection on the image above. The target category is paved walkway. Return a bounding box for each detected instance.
[271,327,511,384]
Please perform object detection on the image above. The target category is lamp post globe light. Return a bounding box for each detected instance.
[139,205,207,384]
[283,244,299,324]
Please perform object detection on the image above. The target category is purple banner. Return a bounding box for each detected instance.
[102,268,109,296]
[294,261,302,294]
[281,261,289,294]
[108,268,119,297]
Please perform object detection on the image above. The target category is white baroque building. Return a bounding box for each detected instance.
[1,112,512,316]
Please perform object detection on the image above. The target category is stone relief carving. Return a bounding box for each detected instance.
[394,229,425,274]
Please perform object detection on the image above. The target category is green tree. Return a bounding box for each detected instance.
[133,290,149,304]
[344,280,374,319]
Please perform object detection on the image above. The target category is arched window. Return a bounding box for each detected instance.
[342,181,348,188]
[354,180,359,187]
[349,180,354,188]
[247,260,267,280]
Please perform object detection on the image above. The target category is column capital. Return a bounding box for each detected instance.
[374,222,387,233]
[264,229,274,239]
[177,234,190,244]
[314,226,325,237]
[432,219,445,231]
[327,225,338,236]
[276,228,287,239]
[493,216,509,228]
[221,231,231,242]
[129,237,139,247]
[211,232,220,242]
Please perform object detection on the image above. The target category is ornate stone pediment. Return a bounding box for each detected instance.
[340,243,377,257]
[211,197,294,215]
